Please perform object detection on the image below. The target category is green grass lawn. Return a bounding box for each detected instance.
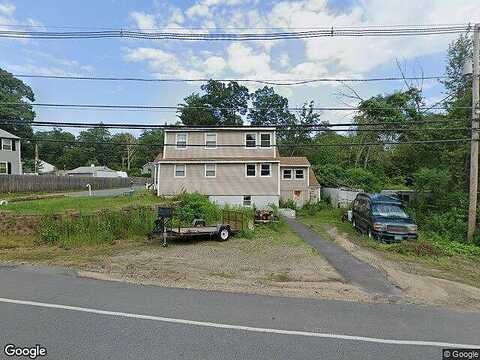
[298,207,480,288]
[0,191,163,215]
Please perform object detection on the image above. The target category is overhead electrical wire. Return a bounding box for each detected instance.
[19,137,472,148]
[0,119,469,132]
[0,22,470,31]
[11,73,449,86]
[0,102,470,112]
[0,24,472,41]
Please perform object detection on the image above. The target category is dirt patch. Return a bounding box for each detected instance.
[78,237,376,303]
[324,225,480,311]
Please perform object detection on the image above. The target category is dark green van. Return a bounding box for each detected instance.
[352,193,417,243]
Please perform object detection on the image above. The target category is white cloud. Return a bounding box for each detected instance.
[170,8,185,24]
[0,2,15,16]
[204,56,226,75]
[129,11,157,30]
[186,0,246,18]
[227,43,271,75]
[279,53,290,67]
[125,47,206,79]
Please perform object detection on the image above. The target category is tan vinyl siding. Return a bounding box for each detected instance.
[280,189,310,206]
[164,130,276,159]
[280,167,309,190]
[158,163,279,196]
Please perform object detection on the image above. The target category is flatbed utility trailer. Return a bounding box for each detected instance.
[149,207,248,247]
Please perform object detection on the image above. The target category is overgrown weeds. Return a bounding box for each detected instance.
[37,207,156,248]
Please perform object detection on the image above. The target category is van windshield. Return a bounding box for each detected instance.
[372,204,408,218]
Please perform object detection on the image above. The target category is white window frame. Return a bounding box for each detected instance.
[295,168,305,180]
[204,133,217,149]
[205,163,216,178]
[175,133,188,150]
[0,161,7,174]
[259,133,272,148]
[2,139,12,151]
[282,168,292,180]
[174,164,186,178]
[245,133,257,149]
[245,163,256,177]
[260,163,271,177]
[243,195,252,207]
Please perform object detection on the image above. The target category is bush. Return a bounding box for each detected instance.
[279,198,297,210]
[37,207,156,248]
[176,192,221,225]
[298,200,330,216]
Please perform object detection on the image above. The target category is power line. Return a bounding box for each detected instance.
[0,24,471,41]
[0,119,470,133]
[1,102,470,112]
[0,118,467,130]
[22,137,471,148]
[0,22,470,31]
[11,73,448,86]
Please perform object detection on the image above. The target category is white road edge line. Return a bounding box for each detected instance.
[0,297,478,349]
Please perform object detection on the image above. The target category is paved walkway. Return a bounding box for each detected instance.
[284,217,401,295]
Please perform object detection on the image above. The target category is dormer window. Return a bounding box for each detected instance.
[245,133,256,148]
[176,133,187,149]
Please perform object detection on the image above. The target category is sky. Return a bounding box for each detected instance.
[1,0,480,135]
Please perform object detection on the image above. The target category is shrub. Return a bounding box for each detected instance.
[37,207,156,248]
[279,198,297,210]
[175,192,221,225]
[299,200,330,216]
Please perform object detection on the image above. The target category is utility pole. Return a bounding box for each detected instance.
[467,24,480,242]
[34,143,39,174]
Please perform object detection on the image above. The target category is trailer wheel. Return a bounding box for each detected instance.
[217,226,231,242]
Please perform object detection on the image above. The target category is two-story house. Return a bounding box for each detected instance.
[152,127,320,207]
[0,128,22,175]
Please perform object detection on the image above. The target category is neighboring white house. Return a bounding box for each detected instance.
[0,128,22,175]
[151,127,321,207]
[37,160,56,174]
[67,165,121,178]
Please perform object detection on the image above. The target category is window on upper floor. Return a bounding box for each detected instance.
[205,133,217,149]
[175,164,186,177]
[2,139,12,151]
[205,164,216,177]
[260,163,271,177]
[245,133,256,148]
[176,133,187,149]
[260,133,271,148]
[282,169,292,179]
[295,169,305,179]
[246,164,256,177]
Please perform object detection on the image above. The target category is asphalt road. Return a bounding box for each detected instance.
[0,264,478,360]
[66,185,144,197]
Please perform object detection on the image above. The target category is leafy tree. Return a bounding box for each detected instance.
[75,127,113,167]
[134,129,164,169]
[34,129,75,170]
[0,68,35,157]
[248,86,295,126]
[178,80,249,125]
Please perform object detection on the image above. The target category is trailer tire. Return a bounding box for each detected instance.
[217,226,231,242]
